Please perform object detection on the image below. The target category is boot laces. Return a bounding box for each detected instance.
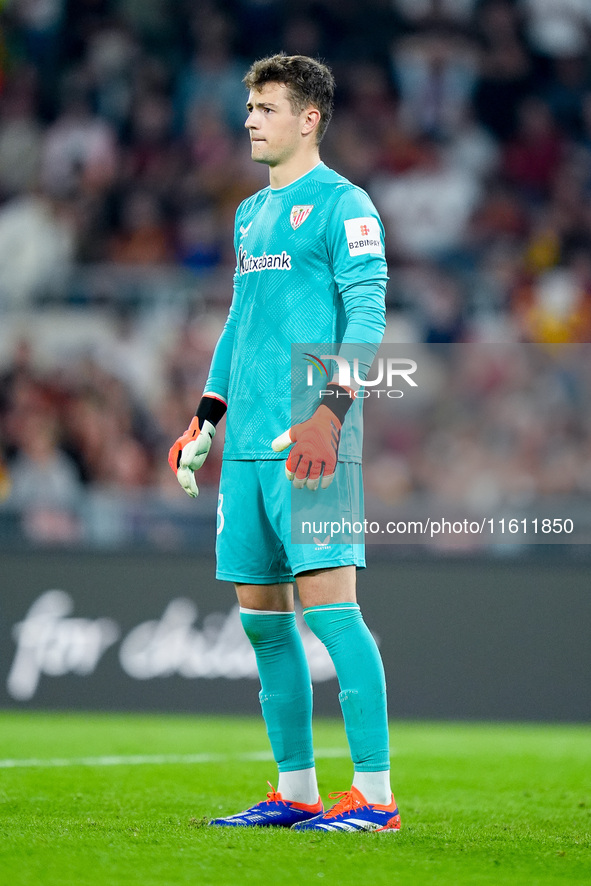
[265,781,286,806]
[325,790,365,818]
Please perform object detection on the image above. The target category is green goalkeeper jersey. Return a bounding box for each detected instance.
[204,162,387,461]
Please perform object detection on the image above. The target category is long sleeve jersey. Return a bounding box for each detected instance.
[204,162,387,461]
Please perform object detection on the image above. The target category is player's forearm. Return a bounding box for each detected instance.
[339,280,386,382]
[203,295,240,401]
[203,335,231,402]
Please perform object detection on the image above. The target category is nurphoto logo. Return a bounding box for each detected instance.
[305,353,418,398]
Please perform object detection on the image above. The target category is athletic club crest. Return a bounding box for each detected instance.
[290,205,314,230]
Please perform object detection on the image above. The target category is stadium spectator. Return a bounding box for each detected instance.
[5,407,84,543]
[174,7,246,133]
[521,0,591,60]
[502,96,566,198]
[391,30,480,138]
[0,192,77,309]
[0,69,43,199]
[82,20,139,133]
[40,87,118,197]
[175,206,223,273]
[108,190,172,264]
[370,140,482,261]
[542,54,591,139]
[473,0,533,140]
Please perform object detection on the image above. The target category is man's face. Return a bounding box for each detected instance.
[245,82,310,167]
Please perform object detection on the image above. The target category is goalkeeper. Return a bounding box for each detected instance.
[169,54,400,833]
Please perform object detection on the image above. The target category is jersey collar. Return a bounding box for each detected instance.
[269,162,324,194]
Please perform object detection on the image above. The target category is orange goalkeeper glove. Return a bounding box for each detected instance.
[168,395,227,498]
[272,384,355,490]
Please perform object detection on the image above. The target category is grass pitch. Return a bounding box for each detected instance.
[0,712,589,885]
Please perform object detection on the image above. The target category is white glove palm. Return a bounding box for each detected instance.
[173,419,216,498]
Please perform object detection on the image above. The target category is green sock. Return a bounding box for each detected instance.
[303,602,390,772]
[240,609,314,772]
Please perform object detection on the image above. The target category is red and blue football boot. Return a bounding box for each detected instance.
[291,786,401,832]
[209,783,323,828]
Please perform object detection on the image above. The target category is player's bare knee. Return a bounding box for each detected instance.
[235,583,294,612]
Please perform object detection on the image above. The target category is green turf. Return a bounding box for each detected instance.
[0,712,589,885]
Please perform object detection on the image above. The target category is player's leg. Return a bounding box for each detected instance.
[298,566,390,797]
[209,582,322,827]
[293,565,400,832]
[237,582,319,803]
[275,457,394,812]
[211,461,320,827]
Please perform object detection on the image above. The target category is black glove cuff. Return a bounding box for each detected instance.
[320,384,355,425]
[196,395,227,428]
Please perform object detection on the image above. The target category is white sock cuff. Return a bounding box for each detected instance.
[352,769,392,805]
[239,607,295,616]
[278,766,319,805]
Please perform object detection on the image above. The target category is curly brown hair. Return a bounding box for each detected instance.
[244,54,335,143]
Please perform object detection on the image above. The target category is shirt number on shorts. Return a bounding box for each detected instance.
[217,493,225,535]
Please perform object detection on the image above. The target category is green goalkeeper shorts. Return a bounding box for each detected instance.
[215,459,365,584]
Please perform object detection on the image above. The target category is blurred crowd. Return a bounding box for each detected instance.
[362,342,591,522]
[1,0,591,544]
